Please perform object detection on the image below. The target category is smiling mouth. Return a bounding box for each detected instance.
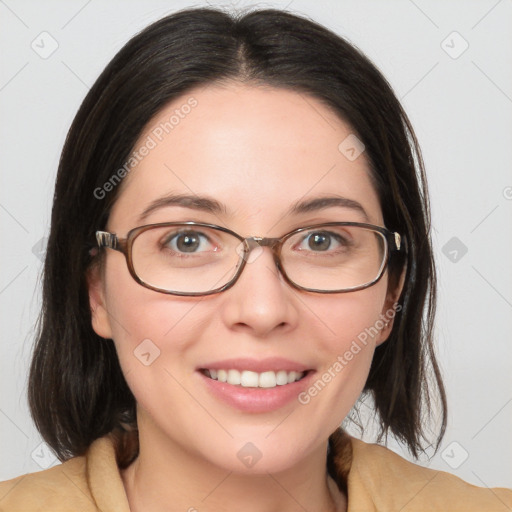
[199,368,311,388]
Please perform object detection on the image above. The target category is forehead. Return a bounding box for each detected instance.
[108,83,383,232]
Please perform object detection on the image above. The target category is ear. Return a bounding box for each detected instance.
[87,262,113,339]
[375,263,407,347]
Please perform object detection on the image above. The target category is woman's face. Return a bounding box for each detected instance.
[89,83,401,473]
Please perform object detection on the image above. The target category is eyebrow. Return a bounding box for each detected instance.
[287,196,369,222]
[137,193,369,223]
[138,193,227,222]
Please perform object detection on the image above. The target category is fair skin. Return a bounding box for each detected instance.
[89,82,403,512]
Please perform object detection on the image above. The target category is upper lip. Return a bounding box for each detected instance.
[197,357,312,373]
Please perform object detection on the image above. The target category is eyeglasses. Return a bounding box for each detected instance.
[95,221,404,296]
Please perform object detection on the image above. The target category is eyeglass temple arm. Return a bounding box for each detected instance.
[392,232,402,252]
[96,231,119,250]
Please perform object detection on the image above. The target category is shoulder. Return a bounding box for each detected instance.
[0,455,95,511]
[347,436,512,511]
[0,436,129,511]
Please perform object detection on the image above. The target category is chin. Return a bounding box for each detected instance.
[195,432,320,476]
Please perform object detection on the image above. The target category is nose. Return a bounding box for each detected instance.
[219,246,299,338]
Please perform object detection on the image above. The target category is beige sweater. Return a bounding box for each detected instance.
[1,429,511,511]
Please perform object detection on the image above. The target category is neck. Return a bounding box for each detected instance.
[121,413,347,512]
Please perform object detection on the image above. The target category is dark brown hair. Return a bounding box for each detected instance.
[28,6,446,465]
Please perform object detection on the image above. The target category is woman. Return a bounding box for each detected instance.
[1,6,510,511]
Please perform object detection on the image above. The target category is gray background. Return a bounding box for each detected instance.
[1,0,511,489]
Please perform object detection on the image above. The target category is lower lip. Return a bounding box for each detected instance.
[197,370,315,413]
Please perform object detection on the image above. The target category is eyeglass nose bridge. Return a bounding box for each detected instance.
[238,236,282,264]
[247,236,281,248]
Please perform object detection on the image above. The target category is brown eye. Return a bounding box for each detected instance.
[175,233,200,252]
[162,230,211,253]
[296,231,350,252]
[307,232,331,251]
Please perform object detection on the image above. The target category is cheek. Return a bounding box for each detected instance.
[298,285,388,423]
[103,281,213,430]
[102,254,207,372]
[312,280,388,355]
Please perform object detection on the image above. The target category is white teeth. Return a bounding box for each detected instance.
[227,369,241,385]
[240,370,259,387]
[259,371,276,388]
[205,369,305,388]
[276,370,288,385]
[287,371,298,384]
